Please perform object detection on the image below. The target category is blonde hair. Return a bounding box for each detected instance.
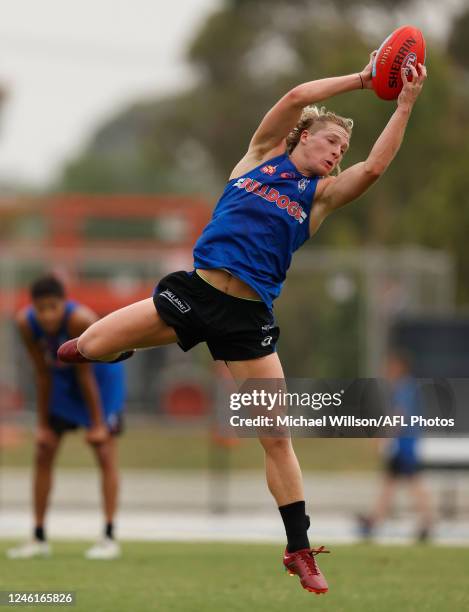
[286,105,354,175]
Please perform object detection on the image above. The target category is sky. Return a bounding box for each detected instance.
[0,0,464,189]
[0,0,220,187]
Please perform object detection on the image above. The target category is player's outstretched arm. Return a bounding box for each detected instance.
[230,52,376,179]
[314,62,427,218]
[15,311,55,446]
[247,52,376,159]
[238,52,375,167]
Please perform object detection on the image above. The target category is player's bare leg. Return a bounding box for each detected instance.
[358,474,397,539]
[227,353,305,504]
[92,436,119,528]
[370,474,398,525]
[7,431,61,558]
[226,353,328,594]
[59,299,177,363]
[408,475,433,541]
[34,433,62,534]
[85,436,121,559]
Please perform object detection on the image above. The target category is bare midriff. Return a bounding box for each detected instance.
[196,268,262,301]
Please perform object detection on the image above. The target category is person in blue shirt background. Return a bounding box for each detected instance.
[358,349,433,542]
[7,275,126,560]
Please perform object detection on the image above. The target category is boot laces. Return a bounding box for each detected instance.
[299,546,330,576]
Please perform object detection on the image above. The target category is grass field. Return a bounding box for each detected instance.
[0,541,468,612]
[2,424,380,471]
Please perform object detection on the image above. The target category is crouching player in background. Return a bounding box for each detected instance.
[7,276,126,560]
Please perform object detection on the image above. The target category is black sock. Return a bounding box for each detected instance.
[279,501,310,553]
[34,526,46,542]
[105,522,114,539]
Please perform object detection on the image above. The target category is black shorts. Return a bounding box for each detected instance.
[152,270,280,361]
[385,456,421,477]
[48,412,124,437]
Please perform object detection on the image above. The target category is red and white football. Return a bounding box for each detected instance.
[372,25,426,100]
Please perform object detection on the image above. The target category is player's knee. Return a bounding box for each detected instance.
[259,436,292,456]
[36,444,55,466]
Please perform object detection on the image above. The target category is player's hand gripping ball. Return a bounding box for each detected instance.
[372,25,426,100]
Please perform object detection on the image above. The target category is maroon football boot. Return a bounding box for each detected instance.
[58,338,135,364]
[283,546,330,594]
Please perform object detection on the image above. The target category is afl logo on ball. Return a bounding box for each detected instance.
[402,52,417,75]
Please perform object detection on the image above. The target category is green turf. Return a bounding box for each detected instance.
[0,541,468,612]
[2,425,379,471]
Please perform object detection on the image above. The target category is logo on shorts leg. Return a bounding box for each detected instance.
[261,336,273,347]
[159,289,191,313]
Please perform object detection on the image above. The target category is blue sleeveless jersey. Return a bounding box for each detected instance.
[26,301,126,426]
[193,152,320,307]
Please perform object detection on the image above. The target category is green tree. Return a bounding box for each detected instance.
[448,8,469,71]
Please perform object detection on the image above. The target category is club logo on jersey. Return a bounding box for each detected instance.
[298,178,310,193]
[159,289,191,313]
[233,177,308,224]
[280,172,295,179]
[261,165,277,176]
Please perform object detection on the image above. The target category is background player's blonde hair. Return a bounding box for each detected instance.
[286,105,354,174]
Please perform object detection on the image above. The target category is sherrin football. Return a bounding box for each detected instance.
[372,25,426,100]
